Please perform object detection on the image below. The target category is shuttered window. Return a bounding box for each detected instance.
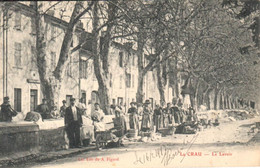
[14,88,22,112]
[15,42,22,67]
[119,52,123,67]
[30,89,38,111]
[15,10,21,30]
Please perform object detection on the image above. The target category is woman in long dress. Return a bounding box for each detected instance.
[161,102,169,128]
[141,100,153,132]
[153,104,163,132]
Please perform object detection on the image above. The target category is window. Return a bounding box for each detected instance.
[31,46,37,69]
[66,95,72,106]
[67,56,72,76]
[127,53,131,66]
[132,74,135,88]
[119,75,123,89]
[112,99,116,105]
[132,55,135,66]
[119,52,123,67]
[31,18,36,35]
[109,73,112,87]
[14,42,22,67]
[51,52,56,69]
[15,10,21,30]
[81,91,86,105]
[126,73,131,88]
[14,88,22,112]
[118,97,123,106]
[80,59,88,78]
[30,89,37,111]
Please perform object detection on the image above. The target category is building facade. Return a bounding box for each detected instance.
[0,2,174,116]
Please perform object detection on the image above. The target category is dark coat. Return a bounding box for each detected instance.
[65,106,83,126]
[0,103,17,122]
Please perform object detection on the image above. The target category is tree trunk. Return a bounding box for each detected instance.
[136,30,145,103]
[92,2,113,114]
[202,86,210,105]
[223,91,227,109]
[174,56,179,97]
[205,89,211,110]
[156,63,166,104]
[35,2,88,109]
[193,79,200,111]
[219,91,223,109]
[230,97,234,109]
[214,87,221,110]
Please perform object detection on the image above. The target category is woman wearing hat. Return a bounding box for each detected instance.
[141,100,153,132]
[91,103,105,132]
[128,102,139,130]
[113,106,127,137]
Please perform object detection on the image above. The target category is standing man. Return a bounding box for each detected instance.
[0,97,17,122]
[65,98,83,148]
[60,100,67,117]
[36,98,50,120]
[153,104,163,132]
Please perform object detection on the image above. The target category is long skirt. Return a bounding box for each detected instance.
[129,114,139,130]
[163,115,169,128]
[180,112,187,123]
[168,114,173,124]
[174,113,181,124]
[141,114,152,131]
[154,115,163,131]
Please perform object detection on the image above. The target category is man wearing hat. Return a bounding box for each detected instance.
[60,100,67,117]
[36,98,50,119]
[0,96,17,122]
[128,102,139,130]
[65,97,83,148]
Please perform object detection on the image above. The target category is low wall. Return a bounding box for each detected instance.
[0,122,39,156]
[0,115,119,157]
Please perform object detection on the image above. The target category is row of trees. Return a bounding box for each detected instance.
[2,1,258,114]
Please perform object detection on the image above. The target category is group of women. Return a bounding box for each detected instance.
[127,98,198,133]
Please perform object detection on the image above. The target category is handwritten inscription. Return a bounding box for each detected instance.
[134,133,200,166]
[134,145,182,166]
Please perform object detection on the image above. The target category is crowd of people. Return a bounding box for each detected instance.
[125,98,198,134]
[0,96,198,148]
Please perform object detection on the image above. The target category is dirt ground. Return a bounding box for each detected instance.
[24,115,260,168]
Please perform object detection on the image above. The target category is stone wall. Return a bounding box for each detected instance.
[0,122,39,156]
[0,116,116,157]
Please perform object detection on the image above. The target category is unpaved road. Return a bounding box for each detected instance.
[26,117,260,168]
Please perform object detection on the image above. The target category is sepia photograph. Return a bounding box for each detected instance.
[0,0,259,167]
